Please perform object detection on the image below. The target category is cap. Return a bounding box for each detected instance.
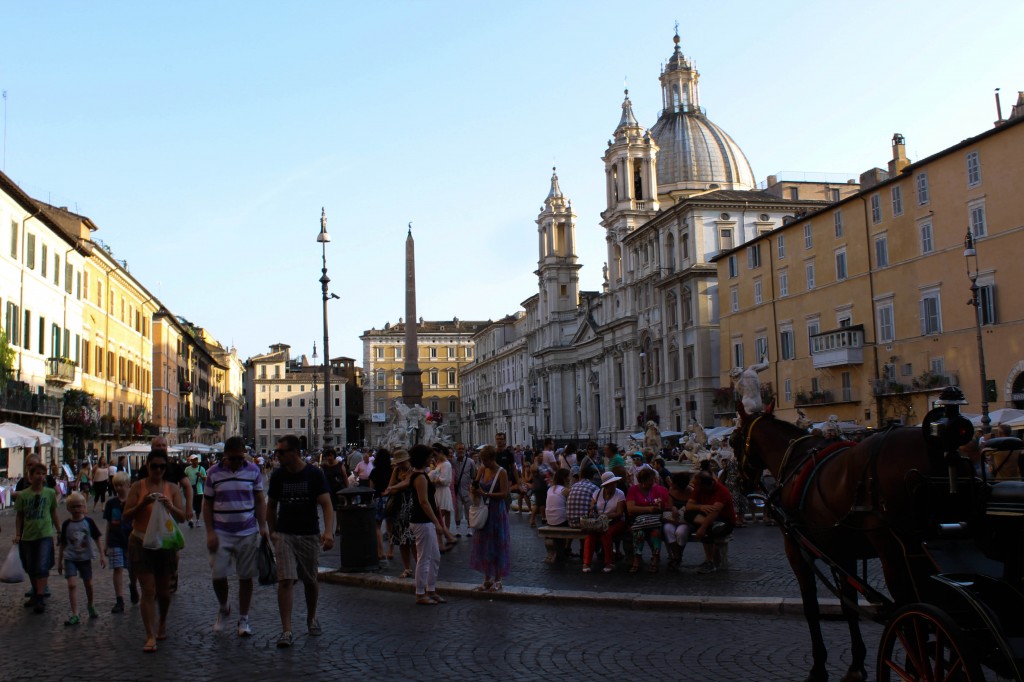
[189,454,199,461]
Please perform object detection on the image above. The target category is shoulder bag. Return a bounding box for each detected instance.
[468,472,500,530]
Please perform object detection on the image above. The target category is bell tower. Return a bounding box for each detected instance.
[536,167,581,323]
[600,89,659,294]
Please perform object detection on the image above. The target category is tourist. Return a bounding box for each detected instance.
[663,472,694,571]
[565,467,599,530]
[409,444,450,604]
[493,432,521,498]
[57,492,105,626]
[544,468,571,527]
[14,462,60,614]
[428,444,454,536]
[203,436,267,637]
[354,449,374,487]
[384,450,416,577]
[321,448,347,535]
[184,455,207,528]
[626,467,670,573]
[469,445,510,592]
[122,449,187,652]
[529,452,551,528]
[450,443,476,537]
[685,470,737,574]
[367,449,393,561]
[104,471,137,611]
[267,435,334,648]
[583,472,627,573]
[90,456,111,510]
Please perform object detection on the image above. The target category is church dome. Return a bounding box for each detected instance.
[649,33,755,198]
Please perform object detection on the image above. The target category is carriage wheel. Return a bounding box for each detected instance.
[877,603,983,681]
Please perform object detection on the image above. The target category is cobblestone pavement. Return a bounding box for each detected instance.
[0,505,891,681]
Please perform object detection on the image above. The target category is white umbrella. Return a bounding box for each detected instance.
[0,422,62,448]
[176,441,213,453]
[705,426,736,441]
[113,443,182,454]
[211,442,225,453]
[971,409,1024,428]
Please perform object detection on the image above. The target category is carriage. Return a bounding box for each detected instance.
[731,386,1024,681]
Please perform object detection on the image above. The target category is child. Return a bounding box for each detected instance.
[104,472,137,612]
[14,462,61,613]
[57,492,105,625]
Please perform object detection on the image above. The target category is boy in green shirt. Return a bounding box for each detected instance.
[15,462,61,613]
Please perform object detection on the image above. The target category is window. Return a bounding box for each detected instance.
[753,279,763,305]
[65,263,73,294]
[375,370,385,386]
[260,419,267,429]
[10,220,17,259]
[466,348,473,359]
[755,336,768,363]
[447,370,456,385]
[299,419,305,428]
[430,370,439,386]
[968,200,987,238]
[835,249,847,280]
[747,244,761,269]
[805,261,816,290]
[375,347,384,359]
[780,328,795,360]
[980,283,997,325]
[779,270,789,297]
[299,398,305,407]
[682,233,690,259]
[448,347,455,358]
[788,187,799,200]
[966,151,981,187]
[891,185,903,216]
[730,287,739,313]
[394,347,402,360]
[784,378,792,402]
[777,234,786,259]
[807,319,820,354]
[732,340,744,369]
[876,302,895,343]
[26,234,35,269]
[53,254,59,285]
[22,310,30,349]
[874,236,889,268]
[274,419,280,429]
[916,172,929,205]
[37,317,44,355]
[833,211,843,237]
[719,228,733,252]
[429,347,438,359]
[274,398,280,407]
[841,372,853,402]
[870,194,881,224]
[804,224,813,249]
[920,222,934,254]
[286,398,292,407]
[51,324,60,357]
[286,419,293,429]
[920,290,942,335]
[727,255,738,278]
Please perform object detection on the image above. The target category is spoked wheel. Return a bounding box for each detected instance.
[878,603,983,681]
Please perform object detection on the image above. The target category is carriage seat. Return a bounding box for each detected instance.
[986,481,1024,516]
[983,437,1024,481]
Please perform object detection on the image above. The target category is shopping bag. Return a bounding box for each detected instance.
[468,500,488,530]
[0,546,25,583]
[257,536,277,586]
[142,502,185,551]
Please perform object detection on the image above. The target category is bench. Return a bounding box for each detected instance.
[537,525,733,569]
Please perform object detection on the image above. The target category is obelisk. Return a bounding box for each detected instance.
[401,223,423,406]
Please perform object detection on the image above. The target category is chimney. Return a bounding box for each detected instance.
[887,133,910,174]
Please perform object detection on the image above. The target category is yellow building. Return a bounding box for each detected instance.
[361,319,488,446]
[716,113,1024,428]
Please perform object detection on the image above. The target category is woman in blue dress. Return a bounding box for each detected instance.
[469,445,510,591]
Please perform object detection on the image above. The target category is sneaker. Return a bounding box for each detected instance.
[237,617,253,637]
[129,584,140,605]
[603,565,614,573]
[87,605,99,619]
[111,599,125,614]
[276,631,293,648]
[697,560,717,574]
[455,530,462,537]
[582,565,592,573]
[307,617,322,636]
[64,614,80,626]
[188,520,194,529]
[213,605,231,632]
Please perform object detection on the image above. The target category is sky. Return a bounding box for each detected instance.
[2,1,1022,365]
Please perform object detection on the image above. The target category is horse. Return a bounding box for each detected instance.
[729,403,971,682]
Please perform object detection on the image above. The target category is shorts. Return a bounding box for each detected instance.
[209,532,259,580]
[273,533,320,584]
[682,511,735,543]
[63,559,93,581]
[106,546,129,570]
[19,537,55,579]
[533,487,547,507]
[128,535,178,577]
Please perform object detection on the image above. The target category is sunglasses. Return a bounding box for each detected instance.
[150,463,167,470]
[274,448,292,455]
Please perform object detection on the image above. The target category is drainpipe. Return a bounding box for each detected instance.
[858,195,882,427]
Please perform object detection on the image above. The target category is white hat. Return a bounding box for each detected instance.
[600,471,622,487]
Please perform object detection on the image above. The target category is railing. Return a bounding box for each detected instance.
[0,391,62,417]
[46,357,77,384]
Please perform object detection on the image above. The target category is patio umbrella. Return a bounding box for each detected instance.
[211,442,225,453]
[971,408,1024,428]
[0,422,62,448]
[113,443,182,454]
[176,442,213,453]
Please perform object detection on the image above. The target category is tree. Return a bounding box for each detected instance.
[0,329,15,390]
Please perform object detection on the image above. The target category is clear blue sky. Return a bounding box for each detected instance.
[2,1,1022,364]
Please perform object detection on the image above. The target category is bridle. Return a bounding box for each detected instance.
[735,414,765,487]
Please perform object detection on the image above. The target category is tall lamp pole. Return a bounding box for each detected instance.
[318,208,335,449]
[964,229,991,435]
[311,342,319,450]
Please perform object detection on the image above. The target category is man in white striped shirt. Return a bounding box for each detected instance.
[202,436,268,637]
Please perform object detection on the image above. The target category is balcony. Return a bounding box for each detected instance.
[811,325,864,369]
[795,388,860,406]
[45,357,77,385]
[179,379,193,395]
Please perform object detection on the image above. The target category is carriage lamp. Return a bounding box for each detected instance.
[963,229,991,436]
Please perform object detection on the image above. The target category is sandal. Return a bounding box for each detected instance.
[415,597,436,606]
[492,581,503,592]
[630,558,642,573]
[143,641,158,653]
[473,581,493,592]
[648,555,659,573]
[427,592,447,604]
[398,569,413,579]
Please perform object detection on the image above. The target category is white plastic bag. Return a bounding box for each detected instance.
[142,502,185,551]
[0,546,25,583]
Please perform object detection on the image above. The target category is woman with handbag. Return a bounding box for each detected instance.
[409,445,450,605]
[122,450,186,652]
[384,451,416,578]
[625,467,671,573]
[582,472,627,573]
[469,446,510,592]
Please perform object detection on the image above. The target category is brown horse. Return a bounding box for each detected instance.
[730,405,967,682]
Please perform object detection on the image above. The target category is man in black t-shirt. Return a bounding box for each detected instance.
[494,432,521,498]
[267,435,334,648]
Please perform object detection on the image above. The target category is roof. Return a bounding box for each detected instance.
[360,319,491,338]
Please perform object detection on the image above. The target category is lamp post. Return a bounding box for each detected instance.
[964,229,991,435]
[317,208,335,449]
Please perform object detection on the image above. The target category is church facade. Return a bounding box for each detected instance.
[460,32,827,447]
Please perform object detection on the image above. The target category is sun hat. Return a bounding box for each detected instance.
[392,449,410,464]
[600,471,622,487]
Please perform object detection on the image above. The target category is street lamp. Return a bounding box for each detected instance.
[318,208,336,449]
[311,343,319,450]
[964,229,991,435]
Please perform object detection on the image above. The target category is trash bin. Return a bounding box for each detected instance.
[336,486,379,572]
